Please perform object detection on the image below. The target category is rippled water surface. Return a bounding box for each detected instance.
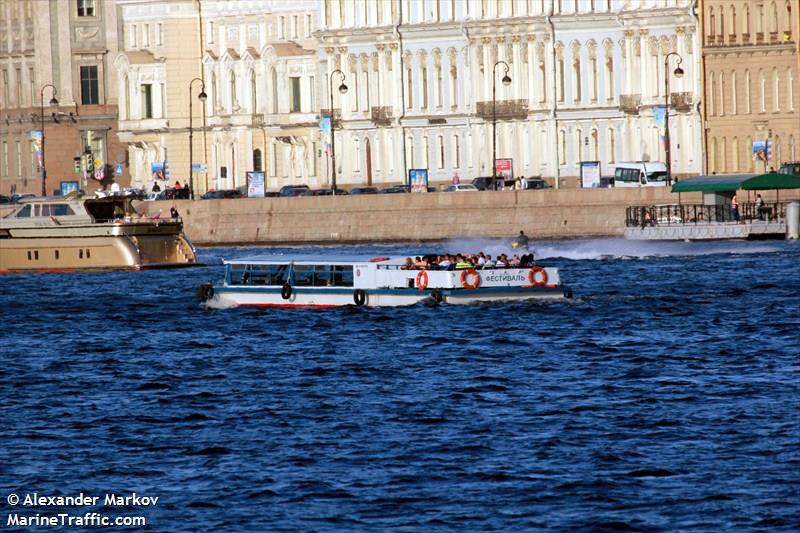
[2,238,799,531]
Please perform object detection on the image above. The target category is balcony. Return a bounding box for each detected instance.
[475,99,529,120]
[619,94,641,115]
[670,92,693,112]
[370,106,393,126]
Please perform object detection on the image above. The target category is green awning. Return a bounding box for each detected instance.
[671,172,800,193]
[671,175,752,193]
[740,172,800,190]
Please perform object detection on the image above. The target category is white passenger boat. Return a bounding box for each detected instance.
[0,192,198,272]
[198,255,572,308]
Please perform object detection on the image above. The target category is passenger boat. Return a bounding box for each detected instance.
[0,192,198,272]
[198,255,572,308]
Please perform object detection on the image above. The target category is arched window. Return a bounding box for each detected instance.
[590,128,598,160]
[789,134,796,161]
[771,1,778,33]
[744,70,751,113]
[731,5,737,39]
[590,56,598,101]
[421,135,429,168]
[558,129,566,165]
[271,68,278,113]
[710,7,715,37]
[249,70,257,112]
[453,134,460,168]
[709,71,716,115]
[719,72,725,116]
[710,137,717,174]
[719,137,726,173]
[211,72,218,109]
[435,63,443,109]
[557,57,565,102]
[744,5,751,36]
[720,6,725,37]
[449,63,458,109]
[607,127,615,164]
[773,68,780,111]
[229,70,236,110]
[123,75,130,119]
[253,148,262,172]
[406,136,414,168]
[575,128,583,163]
[745,137,753,172]
[437,135,445,169]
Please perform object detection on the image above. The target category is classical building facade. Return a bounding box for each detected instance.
[701,0,799,174]
[316,0,702,189]
[0,0,124,196]
[115,0,319,194]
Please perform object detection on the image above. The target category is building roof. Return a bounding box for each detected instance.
[272,42,313,57]
[671,173,800,193]
[125,50,158,64]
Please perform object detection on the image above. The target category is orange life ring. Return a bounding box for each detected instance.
[528,266,548,287]
[460,268,481,289]
[416,270,429,290]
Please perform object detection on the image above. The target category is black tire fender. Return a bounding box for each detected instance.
[430,289,443,304]
[353,289,366,306]
[281,283,292,300]
[197,282,214,301]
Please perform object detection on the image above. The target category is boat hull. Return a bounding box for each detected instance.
[207,285,570,308]
[0,231,198,272]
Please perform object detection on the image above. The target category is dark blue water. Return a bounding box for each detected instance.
[2,238,799,532]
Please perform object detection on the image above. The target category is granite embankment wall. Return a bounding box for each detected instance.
[146,187,706,245]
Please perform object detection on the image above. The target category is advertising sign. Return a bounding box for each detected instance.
[246,171,265,198]
[191,163,208,173]
[408,168,429,193]
[752,140,771,162]
[580,161,601,188]
[29,130,43,169]
[60,181,79,196]
[319,116,331,134]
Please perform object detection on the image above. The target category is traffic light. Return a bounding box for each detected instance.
[86,155,94,173]
[73,157,81,174]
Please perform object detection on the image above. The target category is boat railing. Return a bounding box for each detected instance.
[625,202,787,228]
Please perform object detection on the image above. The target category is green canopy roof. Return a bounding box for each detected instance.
[671,172,800,193]
[740,172,800,190]
[671,175,751,193]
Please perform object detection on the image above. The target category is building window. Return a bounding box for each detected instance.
[77,0,95,17]
[449,64,458,109]
[250,70,257,112]
[156,23,163,46]
[557,58,565,102]
[573,59,582,103]
[605,54,614,101]
[406,66,413,109]
[253,149,262,172]
[15,67,22,107]
[292,15,298,38]
[437,135,445,168]
[289,77,301,112]
[143,24,150,47]
[306,14,312,37]
[229,72,237,110]
[271,68,278,113]
[29,67,35,106]
[1,142,7,177]
[309,76,315,111]
[436,65,443,109]
[208,21,215,44]
[141,84,153,118]
[453,134,460,168]
[16,141,22,176]
[421,66,428,110]
[607,127,615,163]
[279,16,285,39]
[80,66,99,105]
[1,70,8,107]
[590,57,598,102]
[558,130,566,165]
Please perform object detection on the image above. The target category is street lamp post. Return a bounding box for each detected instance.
[492,61,512,191]
[188,77,207,200]
[39,84,59,196]
[664,52,684,184]
[328,69,347,195]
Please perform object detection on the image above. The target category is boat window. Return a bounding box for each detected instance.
[332,265,354,287]
[34,204,41,216]
[45,204,75,216]
[268,265,289,285]
[293,264,313,286]
[15,205,32,218]
[313,265,333,286]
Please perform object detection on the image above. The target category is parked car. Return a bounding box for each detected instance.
[596,177,615,188]
[11,193,36,203]
[521,178,550,190]
[310,188,349,196]
[201,189,243,199]
[471,176,508,190]
[350,187,379,195]
[0,194,11,204]
[379,185,409,194]
[778,162,800,175]
[279,184,310,197]
[445,184,479,192]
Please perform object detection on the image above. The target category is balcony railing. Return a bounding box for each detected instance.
[370,106,393,126]
[619,94,641,114]
[475,99,529,120]
[670,92,693,112]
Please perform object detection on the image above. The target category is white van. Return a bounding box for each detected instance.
[613,162,668,187]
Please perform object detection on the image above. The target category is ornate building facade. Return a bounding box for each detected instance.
[0,0,124,196]
[115,0,319,194]
[316,0,702,189]
[701,0,799,174]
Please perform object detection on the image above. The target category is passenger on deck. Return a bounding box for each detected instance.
[438,255,452,270]
[495,255,507,268]
[509,254,521,267]
[483,255,495,269]
[401,257,414,270]
[455,255,472,269]
[476,253,486,268]
[414,256,427,269]
[516,230,529,247]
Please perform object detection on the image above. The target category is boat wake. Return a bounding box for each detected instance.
[443,237,787,261]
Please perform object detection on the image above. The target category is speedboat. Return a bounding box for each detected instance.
[0,192,198,272]
[198,255,572,308]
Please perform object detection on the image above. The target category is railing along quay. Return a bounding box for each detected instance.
[625,202,788,228]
